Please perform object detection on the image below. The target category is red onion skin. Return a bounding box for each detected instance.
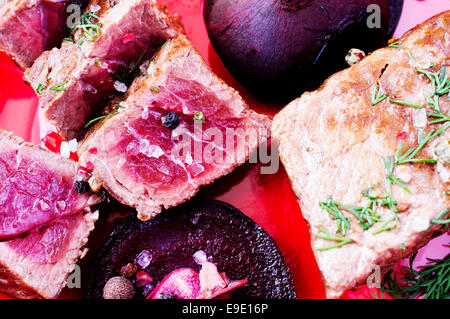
[204,0,403,100]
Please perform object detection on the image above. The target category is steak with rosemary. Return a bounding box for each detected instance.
[272,11,450,298]
[79,35,272,221]
[24,0,181,139]
[0,0,89,69]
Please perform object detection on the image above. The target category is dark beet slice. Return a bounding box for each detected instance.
[204,0,404,101]
[84,198,297,299]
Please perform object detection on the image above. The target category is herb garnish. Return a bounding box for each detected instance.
[314,227,353,251]
[111,50,147,86]
[372,217,397,235]
[388,40,414,65]
[430,208,450,226]
[149,86,160,93]
[417,64,450,97]
[317,59,449,250]
[389,99,424,109]
[382,156,411,221]
[371,85,387,105]
[417,64,450,124]
[319,197,351,236]
[70,12,102,45]
[84,102,125,128]
[396,124,450,164]
[36,83,46,95]
[49,81,69,92]
[381,252,450,299]
[320,190,382,232]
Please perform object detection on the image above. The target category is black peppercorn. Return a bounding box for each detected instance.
[162,112,180,130]
[73,180,90,194]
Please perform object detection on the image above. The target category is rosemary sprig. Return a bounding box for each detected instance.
[396,123,450,165]
[382,252,450,299]
[314,227,353,251]
[111,50,147,86]
[372,217,397,235]
[417,64,450,124]
[382,156,410,220]
[319,197,351,236]
[371,85,387,105]
[70,12,102,43]
[431,208,450,226]
[389,99,424,109]
[319,190,382,233]
[35,83,46,95]
[49,81,69,92]
[417,64,450,97]
[388,40,414,65]
[84,103,123,128]
[425,95,450,124]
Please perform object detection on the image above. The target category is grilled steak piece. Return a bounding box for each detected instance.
[272,11,450,298]
[24,0,181,140]
[0,130,99,241]
[0,0,89,69]
[79,35,272,221]
[0,211,98,299]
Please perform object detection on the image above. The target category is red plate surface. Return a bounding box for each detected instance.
[0,0,449,299]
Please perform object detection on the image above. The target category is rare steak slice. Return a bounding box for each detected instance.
[272,12,449,298]
[0,211,98,299]
[0,0,89,69]
[79,35,272,221]
[24,0,181,140]
[0,130,99,241]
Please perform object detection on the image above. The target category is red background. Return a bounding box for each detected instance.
[0,0,448,299]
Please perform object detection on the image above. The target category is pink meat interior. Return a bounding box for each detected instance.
[0,150,88,240]
[95,75,265,196]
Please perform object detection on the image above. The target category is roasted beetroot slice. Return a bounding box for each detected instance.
[84,199,296,299]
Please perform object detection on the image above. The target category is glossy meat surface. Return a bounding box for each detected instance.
[80,35,272,221]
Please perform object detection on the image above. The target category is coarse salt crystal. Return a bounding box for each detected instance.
[134,250,153,269]
[60,141,70,158]
[39,200,50,211]
[140,141,164,159]
[413,108,427,128]
[119,101,128,108]
[90,4,101,12]
[114,81,127,93]
[68,139,78,153]
[187,163,205,177]
[193,250,207,265]
[147,60,156,75]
